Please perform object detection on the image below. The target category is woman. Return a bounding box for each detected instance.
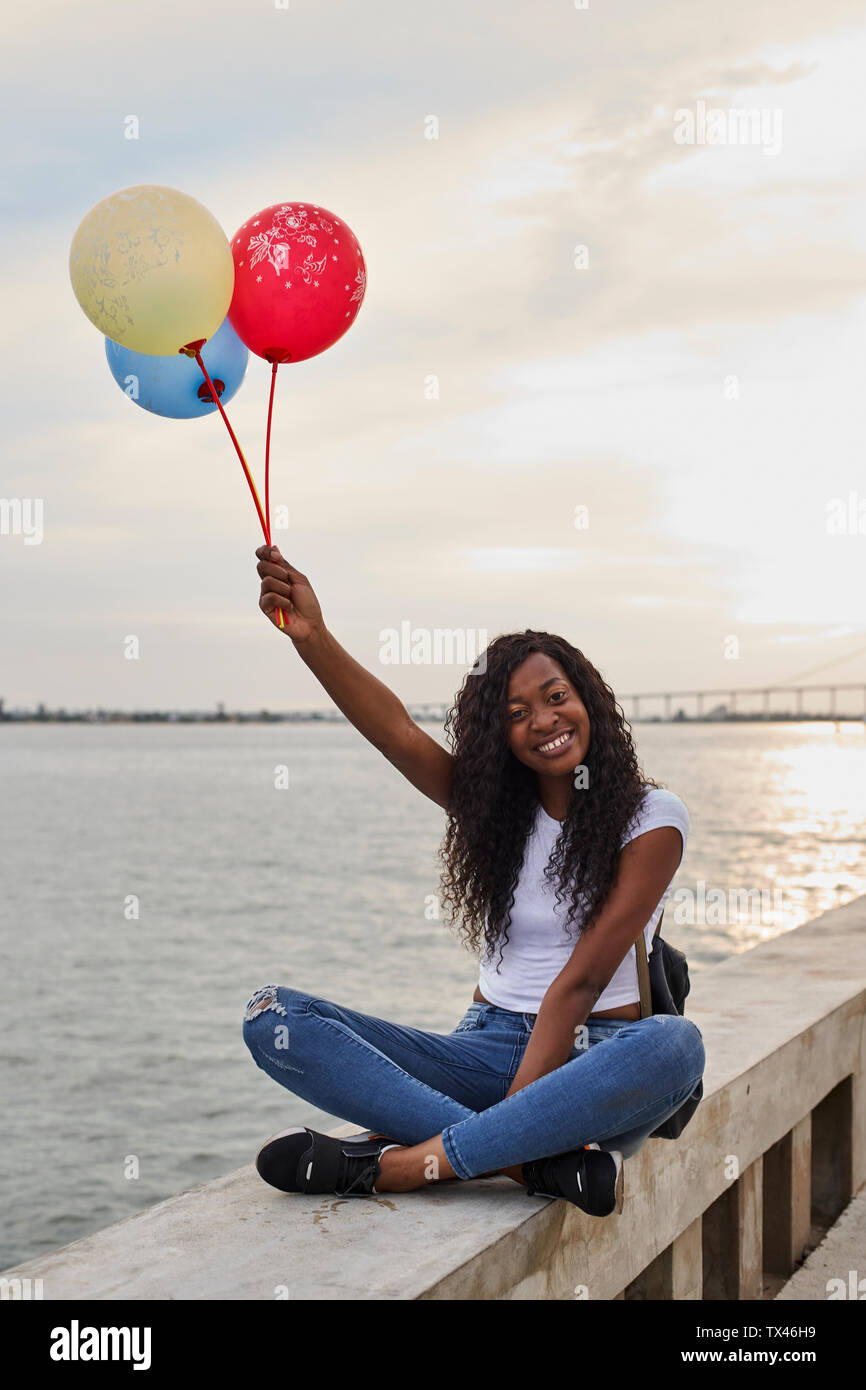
[243,544,706,1218]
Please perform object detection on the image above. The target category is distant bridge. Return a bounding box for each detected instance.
[408,682,866,725]
[619,683,866,721]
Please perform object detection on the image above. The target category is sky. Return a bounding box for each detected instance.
[2,0,866,713]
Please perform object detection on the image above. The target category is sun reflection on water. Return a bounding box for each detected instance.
[634,720,866,970]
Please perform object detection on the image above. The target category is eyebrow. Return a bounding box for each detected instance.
[506,676,564,703]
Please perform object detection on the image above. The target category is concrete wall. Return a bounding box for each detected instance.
[3,895,865,1300]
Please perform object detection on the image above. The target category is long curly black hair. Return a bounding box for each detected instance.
[437,630,657,972]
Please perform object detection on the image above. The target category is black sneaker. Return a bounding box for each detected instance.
[522,1142,624,1216]
[254,1127,401,1197]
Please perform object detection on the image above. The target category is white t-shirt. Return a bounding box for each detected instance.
[476,786,689,1013]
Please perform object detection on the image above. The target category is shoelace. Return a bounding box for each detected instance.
[336,1152,381,1197]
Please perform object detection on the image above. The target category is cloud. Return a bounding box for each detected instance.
[3,0,866,706]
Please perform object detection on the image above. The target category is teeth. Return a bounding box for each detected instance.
[538,731,571,752]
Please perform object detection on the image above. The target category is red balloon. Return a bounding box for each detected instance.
[227,201,366,364]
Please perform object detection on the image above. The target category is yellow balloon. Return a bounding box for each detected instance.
[69,184,235,355]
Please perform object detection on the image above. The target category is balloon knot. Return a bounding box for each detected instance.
[179,338,207,357]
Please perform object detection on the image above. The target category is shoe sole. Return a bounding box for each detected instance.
[342,1130,395,1145]
[611,1149,624,1214]
[585,1142,625,1215]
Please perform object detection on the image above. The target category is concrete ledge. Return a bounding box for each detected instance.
[3,896,866,1300]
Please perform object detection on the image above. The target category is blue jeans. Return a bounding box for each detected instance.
[242,986,706,1180]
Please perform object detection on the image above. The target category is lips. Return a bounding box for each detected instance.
[534,728,574,754]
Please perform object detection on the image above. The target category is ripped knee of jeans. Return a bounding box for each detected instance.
[243,984,288,1023]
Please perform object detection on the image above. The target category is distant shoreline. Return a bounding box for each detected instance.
[1,709,864,726]
[0,707,445,725]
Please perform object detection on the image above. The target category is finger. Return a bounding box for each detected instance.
[257,559,290,579]
[256,544,307,584]
[260,591,293,620]
[255,542,292,567]
[261,576,294,600]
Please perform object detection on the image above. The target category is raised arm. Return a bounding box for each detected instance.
[256,544,454,811]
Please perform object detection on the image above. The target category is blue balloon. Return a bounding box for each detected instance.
[105,317,249,419]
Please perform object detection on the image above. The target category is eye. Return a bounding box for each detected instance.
[508,691,569,719]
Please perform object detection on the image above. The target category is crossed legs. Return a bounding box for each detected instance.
[242,985,706,1189]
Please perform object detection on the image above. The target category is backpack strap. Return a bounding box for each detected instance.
[635,928,652,1019]
[635,908,664,1020]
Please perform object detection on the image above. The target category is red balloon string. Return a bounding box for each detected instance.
[265,361,278,543]
[262,359,286,628]
[187,345,286,630]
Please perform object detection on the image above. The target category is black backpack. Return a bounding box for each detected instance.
[634,910,704,1139]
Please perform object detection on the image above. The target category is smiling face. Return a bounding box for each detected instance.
[505,651,591,779]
